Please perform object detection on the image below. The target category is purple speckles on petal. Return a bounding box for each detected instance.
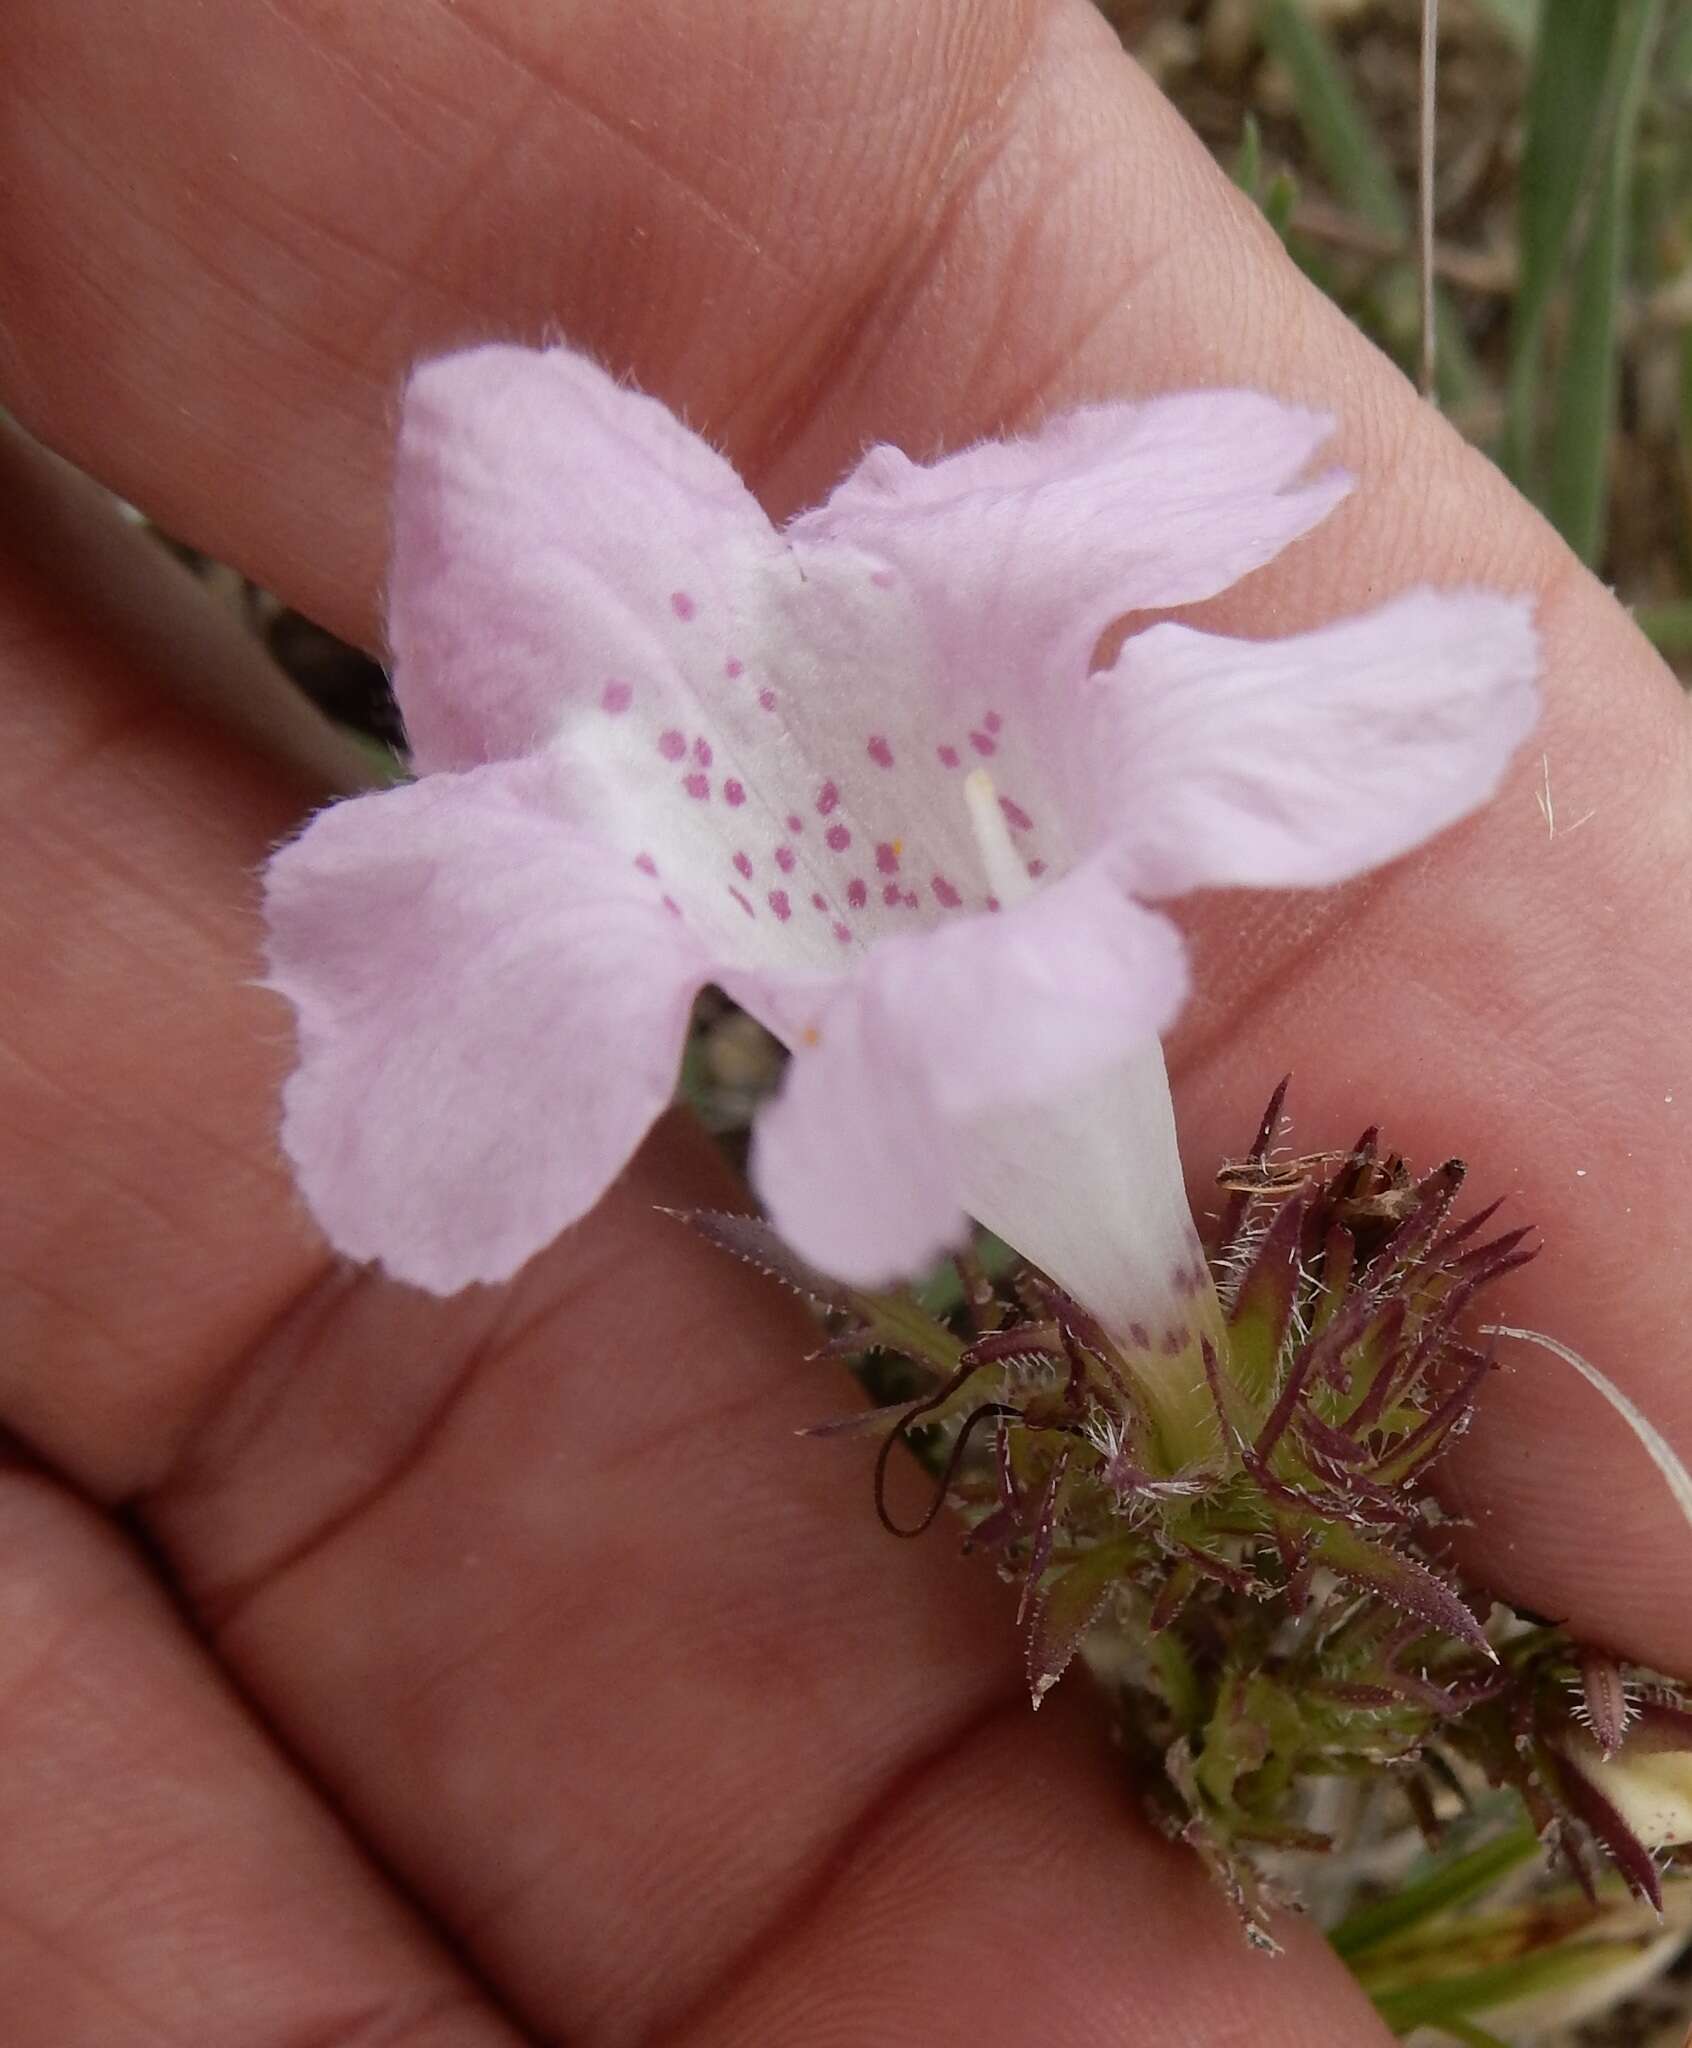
[875,841,900,874]
[867,734,894,769]
[768,889,792,922]
[634,852,658,877]
[658,729,687,761]
[869,567,896,589]
[882,882,902,907]
[724,779,747,808]
[816,780,840,817]
[733,851,753,880]
[1027,858,1048,879]
[985,895,1001,913]
[670,590,696,621]
[683,772,710,800]
[833,921,853,944]
[662,895,683,918]
[846,879,867,909]
[758,688,777,713]
[969,730,997,757]
[825,823,851,853]
[937,744,960,769]
[984,710,1003,734]
[693,736,713,768]
[601,679,633,715]
[999,795,1034,832]
[729,886,755,918]
[1128,1321,1151,1351]
[785,813,804,835]
[932,875,962,910]
[725,657,744,679]
[775,845,796,874]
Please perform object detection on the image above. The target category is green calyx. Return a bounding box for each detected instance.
[684,1084,1692,1953]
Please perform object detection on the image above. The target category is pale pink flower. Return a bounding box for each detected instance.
[263,345,1537,1338]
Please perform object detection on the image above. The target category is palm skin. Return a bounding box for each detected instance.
[0,4,1687,2041]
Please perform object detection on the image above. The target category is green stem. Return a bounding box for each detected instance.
[1547,0,1665,564]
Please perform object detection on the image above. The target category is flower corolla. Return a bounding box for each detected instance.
[263,345,1537,1340]
[1569,1733,1692,1851]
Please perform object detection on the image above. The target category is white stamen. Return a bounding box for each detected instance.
[964,769,1035,908]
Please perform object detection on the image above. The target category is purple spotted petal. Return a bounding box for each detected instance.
[1092,588,1540,897]
[390,346,789,774]
[539,541,1018,969]
[746,864,1188,1284]
[264,756,708,1292]
[391,352,1062,960]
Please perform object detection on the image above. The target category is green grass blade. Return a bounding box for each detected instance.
[1661,0,1692,86]
[1681,326,1692,589]
[1638,601,1692,655]
[1262,168,1299,241]
[344,731,410,786]
[1329,1822,1540,1962]
[1433,2021,1513,2048]
[1469,0,1539,47]
[1372,1936,1657,2034]
[1503,1,1631,489]
[1257,0,1405,236]
[1547,0,1665,564]
[1233,111,1265,201]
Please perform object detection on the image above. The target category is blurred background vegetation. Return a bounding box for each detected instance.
[1100,0,1692,683]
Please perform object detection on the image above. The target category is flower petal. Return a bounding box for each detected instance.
[390,349,1038,965]
[745,864,1188,1284]
[546,543,1007,969]
[263,756,708,1292]
[1093,588,1540,896]
[955,1043,1215,1363]
[787,390,1348,698]
[389,345,789,773]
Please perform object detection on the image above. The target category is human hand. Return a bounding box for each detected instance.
[1,5,1687,2041]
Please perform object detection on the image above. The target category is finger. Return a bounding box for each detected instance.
[0,1459,524,2045]
[0,8,1655,2037]
[0,0,1671,2015]
[680,1691,1390,2048]
[0,426,1380,2046]
[0,421,371,1493]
